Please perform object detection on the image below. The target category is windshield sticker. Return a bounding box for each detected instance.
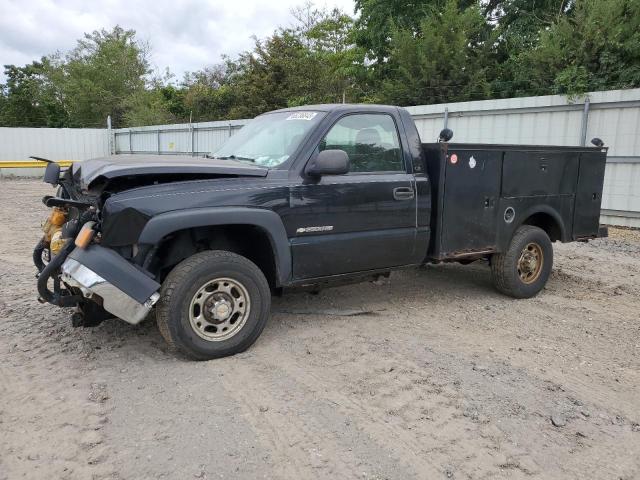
[286,112,318,121]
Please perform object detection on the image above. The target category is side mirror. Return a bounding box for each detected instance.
[306,149,350,177]
[43,162,61,185]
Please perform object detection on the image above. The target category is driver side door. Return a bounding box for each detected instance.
[287,113,419,280]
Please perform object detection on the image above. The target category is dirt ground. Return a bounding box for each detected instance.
[0,178,638,480]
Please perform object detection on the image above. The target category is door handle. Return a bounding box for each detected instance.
[484,196,495,208]
[393,187,414,200]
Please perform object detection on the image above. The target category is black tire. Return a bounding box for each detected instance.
[491,226,553,299]
[156,250,271,360]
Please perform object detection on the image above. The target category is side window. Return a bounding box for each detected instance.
[319,114,404,172]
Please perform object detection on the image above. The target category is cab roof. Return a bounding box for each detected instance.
[269,103,401,115]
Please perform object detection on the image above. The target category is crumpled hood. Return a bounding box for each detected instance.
[74,154,268,189]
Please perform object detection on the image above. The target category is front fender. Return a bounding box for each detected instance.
[137,207,291,285]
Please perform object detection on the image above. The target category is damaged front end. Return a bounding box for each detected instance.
[60,246,160,325]
[34,161,160,328]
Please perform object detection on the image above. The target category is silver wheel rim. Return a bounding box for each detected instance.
[188,277,251,342]
[517,242,544,284]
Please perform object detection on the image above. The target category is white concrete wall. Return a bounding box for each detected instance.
[1,89,639,226]
[0,127,109,161]
[0,127,110,177]
[405,89,640,227]
[113,119,248,155]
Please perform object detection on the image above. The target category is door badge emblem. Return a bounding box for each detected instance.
[296,226,334,234]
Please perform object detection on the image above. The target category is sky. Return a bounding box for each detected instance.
[0,0,356,82]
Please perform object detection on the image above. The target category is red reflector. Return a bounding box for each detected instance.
[450,154,458,164]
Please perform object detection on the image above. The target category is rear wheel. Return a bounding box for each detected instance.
[491,226,553,298]
[156,250,271,360]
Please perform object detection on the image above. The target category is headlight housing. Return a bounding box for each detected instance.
[50,230,65,255]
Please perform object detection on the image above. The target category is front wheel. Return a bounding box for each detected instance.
[491,226,553,299]
[156,250,271,360]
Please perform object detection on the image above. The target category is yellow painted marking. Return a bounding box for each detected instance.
[0,160,75,168]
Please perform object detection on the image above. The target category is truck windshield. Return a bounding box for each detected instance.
[210,111,324,168]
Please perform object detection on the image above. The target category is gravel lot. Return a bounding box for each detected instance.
[1,178,639,480]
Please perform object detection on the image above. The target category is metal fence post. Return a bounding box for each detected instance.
[580,97,591,146]
[128,130,132,154]
[157,130,161,154]
[106,115,113,155]
[191,124,195,156]
[443,107,449,130]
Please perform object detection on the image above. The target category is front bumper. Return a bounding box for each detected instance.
[59,245,161,325]
[61,258,159,324]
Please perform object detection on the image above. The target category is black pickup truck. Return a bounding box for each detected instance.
[35,104,608,359]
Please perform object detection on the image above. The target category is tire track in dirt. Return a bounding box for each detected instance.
[0,332,114,479]
[260,333,536,479]
[3,179,640,480]
[256,310,639,479]
[0,261,114,480]
[218,354,423,479]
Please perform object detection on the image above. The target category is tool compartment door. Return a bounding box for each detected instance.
[573,151,607,238]
[502,151,579,197]
[439,149,502,255]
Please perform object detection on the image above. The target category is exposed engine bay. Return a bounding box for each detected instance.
[32,154,252,329]
[34,161,135,327]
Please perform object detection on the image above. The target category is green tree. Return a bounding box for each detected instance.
[485,0,573,97]
[123,69,188,126]
[517,0,640,95]
[381,0,490,105]
[179,62,239,121]
[57,26,151,127]
[230,31,311,117]
[123,86,175,127]
[0,26,151,128]
[226,5,366,117]
[292,4,367,103]
[4,1,640,128]
[484,0,571,48]
[353,0,476,65]
[0,60,66,127]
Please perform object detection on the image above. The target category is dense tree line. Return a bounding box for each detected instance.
[1,0,639,128]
